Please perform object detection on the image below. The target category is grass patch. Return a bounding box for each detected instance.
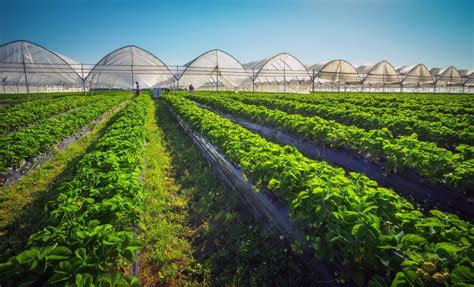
[139,94,197,286]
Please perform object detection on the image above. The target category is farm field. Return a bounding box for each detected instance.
[0,91,473,286]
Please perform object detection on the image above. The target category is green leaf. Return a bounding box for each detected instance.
[402,234,427,246]
[391,271,416,287]
[75,248,87,261]
[75,273,94,287]
[435,242,463,254]
[451,266,474,283]
[47,246,72,261]
[123,248,135,262]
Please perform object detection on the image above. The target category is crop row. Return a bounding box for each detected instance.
[189,93,473,193]
[0,95,127,172]
[0,96,150,286]
[300,92,474,115]
[0,95,107,134]
[227,92,472,147]
[244,93,474,130]
[272,94,473,125]
[161,94,474,286]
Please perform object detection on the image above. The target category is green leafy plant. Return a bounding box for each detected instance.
[161,93,474,286]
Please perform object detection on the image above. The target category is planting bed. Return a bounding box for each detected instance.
[0,91,472,287]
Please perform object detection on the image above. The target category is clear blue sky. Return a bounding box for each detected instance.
[1,0,473,69]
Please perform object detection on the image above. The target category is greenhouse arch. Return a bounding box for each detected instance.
[0,40,84,93]
[357,60,401,90]
[431,66,463,90]
[309,59,361,91]
[397,64,434,89]
[177,49,251,90]
[86,45,174,89]
[244,52,311,93]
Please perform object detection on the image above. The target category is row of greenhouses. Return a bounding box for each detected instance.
[1,40,473,93]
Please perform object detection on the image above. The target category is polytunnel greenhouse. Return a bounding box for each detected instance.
[430,66,464,92]
[0,40,473,93]
[357,60,401,90]
[0,40,83,93]
[86,45,174,90]
[308,59,361,91]
[462,70,474,89]
[243,53,311,93]
[176,49,251,91]
[397,64,434,90]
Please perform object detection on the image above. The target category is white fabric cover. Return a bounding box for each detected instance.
[309,60,360,85]
[464,72,474,87]
[178,49,251,90]
[430,66,463,86]
[397,64,433,87]
[244,53,311,93]
[458,69,474,78]
[86,46,173,89]
[0,40,83,93]
[357,60,400,86]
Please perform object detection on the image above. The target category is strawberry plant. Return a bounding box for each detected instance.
[0,95,128,172]
[161,94,474,286]
[0,96,149,286]
[189,93,473,193]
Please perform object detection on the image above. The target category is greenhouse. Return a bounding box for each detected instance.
[397,64,434,90]
[176,49,251,91]
[308,59,361,91]
[0,40,83,93]
[0,40,473,94]
[357,60,401,90]
[86,45,174,90]
[430,66,464,92]
[243,53,311,93]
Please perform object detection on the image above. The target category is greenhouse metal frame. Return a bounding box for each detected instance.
[1,40,473,94]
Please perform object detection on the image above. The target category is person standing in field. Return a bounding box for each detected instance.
[135,81,140,97]
[188,84,194,95]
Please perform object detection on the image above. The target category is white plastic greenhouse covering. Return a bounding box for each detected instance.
[465,73,474,87]
[0,40,83,93]
[86,46,174,89]
[244,53,311,93]
[430,66,463,87]
[309,60,361,86]
[458,69,473,87]
[357,61,401,87]
[397,64,434,87]
[1,40,473,94]
[176,49,251,90]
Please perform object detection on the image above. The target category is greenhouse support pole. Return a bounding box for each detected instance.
[311,70,315,92]
[216,65,219,92]
[176,66,179,89]
[21,47,30,95]
[283,59,287,93]
[130,47,135,90]
[252,68,255,92]
[81,63,86,94]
